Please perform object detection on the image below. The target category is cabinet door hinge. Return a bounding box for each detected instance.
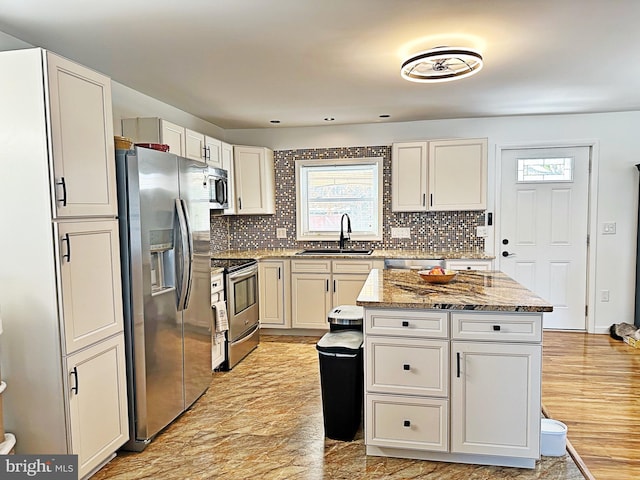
[585,305,588,317]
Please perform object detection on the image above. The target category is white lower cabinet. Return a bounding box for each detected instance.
[212,333,226,370]
[366,394,449,452]
[445,259,493,271]
[67,335,128,479]
[450,341,541,458]
[291,272,332,329]
[364,308,542,468]
[259,259,291,328]
[290,259,383,329]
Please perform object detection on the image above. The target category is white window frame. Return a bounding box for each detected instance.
[295,157,383,242]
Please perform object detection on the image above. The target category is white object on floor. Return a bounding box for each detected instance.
[541,418,568,456]
[0,433,16,454]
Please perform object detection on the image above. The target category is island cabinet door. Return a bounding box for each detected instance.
[450,341,541,458]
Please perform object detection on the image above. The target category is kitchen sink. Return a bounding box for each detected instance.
[296,248,373,255]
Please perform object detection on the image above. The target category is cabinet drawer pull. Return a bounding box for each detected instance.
[403,364,410,371]
[403,420,411,428]
[71,366,79,395]
[56,177,67,206]
[493,325,501,331]
[62,233,71,262]
[401,320,409,327]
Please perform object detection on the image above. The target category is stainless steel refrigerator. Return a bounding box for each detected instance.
[115,146,212,451]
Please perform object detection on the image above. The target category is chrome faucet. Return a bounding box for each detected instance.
[339,213,351,250]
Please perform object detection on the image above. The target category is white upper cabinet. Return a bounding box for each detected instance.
[205,136,223,169]
[391,142,428,212]
[222,141,236,215]
[233,146,276,214]
[123,118,223,168]
[428,138,487,210]
[185,128,206,162]
[47,52,118,218]
[392,138,487,212]
[121,117,186,156]
[185,128,223,168]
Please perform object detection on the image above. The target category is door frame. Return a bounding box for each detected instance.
[491,140,600,333]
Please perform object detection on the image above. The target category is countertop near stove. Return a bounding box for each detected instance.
[356,269,552,312]
[210,248,493,261]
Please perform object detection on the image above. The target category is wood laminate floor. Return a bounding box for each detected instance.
[542,330,640,480]
[93,334,584,479]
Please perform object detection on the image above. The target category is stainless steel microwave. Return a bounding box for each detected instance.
[208,167,229,210]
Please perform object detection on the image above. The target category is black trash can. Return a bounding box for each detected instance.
[316,330,364,441]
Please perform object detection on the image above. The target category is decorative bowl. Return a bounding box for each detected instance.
[417,269,457,284]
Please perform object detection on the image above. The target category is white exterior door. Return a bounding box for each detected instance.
[499,147,590,330]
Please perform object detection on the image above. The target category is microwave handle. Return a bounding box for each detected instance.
[221,178,228,205]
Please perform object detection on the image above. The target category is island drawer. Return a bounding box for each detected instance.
[450,312,542,342]
[366,393,448,452]
[365,309,448,338]
[366,337,448,397]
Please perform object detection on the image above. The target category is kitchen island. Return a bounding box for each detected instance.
[357,269,552,469]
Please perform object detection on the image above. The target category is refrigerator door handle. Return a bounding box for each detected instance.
[175,199,191,311]
[180,198,194,309]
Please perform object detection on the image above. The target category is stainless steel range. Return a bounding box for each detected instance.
[211,258,260,369]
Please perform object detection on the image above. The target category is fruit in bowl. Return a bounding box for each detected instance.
[417,266,456,284]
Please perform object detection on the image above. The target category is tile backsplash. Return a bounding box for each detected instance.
[210,145,485,253]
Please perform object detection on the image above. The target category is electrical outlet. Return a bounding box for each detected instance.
[602,222,616,235]
[601,290,610,302]
[391,227,411,239]
[476,226,488,238]
[276,228,287,239]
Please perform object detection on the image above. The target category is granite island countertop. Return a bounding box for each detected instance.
[211,248,493,261]
[356,269,552,312]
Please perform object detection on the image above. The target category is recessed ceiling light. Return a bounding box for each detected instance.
[324,117,335,122]
[401,46,483,83]
[270,120,281,124]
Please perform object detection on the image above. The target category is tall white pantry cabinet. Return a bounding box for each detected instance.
[0,49,128,478]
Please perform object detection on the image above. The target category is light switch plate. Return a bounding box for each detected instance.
[476,226,488,238]
[276,228,287,239]
[391,227,411,239]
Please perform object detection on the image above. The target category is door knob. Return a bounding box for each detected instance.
[502,251,516,257]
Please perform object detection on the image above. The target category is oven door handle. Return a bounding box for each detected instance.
[228,264,258,281]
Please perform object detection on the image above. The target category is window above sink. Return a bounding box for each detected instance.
[295,157,383,242]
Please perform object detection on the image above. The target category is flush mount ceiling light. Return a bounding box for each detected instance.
[401,46,483,83]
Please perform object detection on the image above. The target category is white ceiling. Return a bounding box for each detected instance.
[1,0,639,129]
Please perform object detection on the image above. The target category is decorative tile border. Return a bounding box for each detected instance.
[211,146,485,252]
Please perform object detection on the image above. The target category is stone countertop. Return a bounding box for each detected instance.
[210,248,494,260]
[356,269,553,312]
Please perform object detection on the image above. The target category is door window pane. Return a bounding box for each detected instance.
[517,157,573,183]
